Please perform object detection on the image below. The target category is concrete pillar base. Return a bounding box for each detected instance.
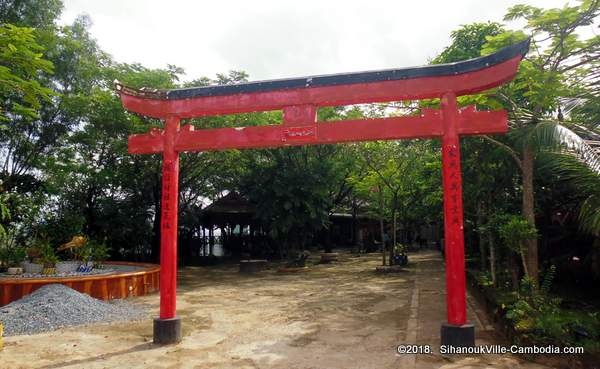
[153,317,182,344]
[440,322,475,347]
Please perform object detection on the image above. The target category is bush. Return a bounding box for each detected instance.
[505,269,561,332]
[7,247,26,267]
[88,239,110,266]
[0,231,26,267]
[533,310,600,350]
[473,271,494,287]
[502,265,600,351]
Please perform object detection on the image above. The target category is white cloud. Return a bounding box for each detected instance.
[59,0,572,82]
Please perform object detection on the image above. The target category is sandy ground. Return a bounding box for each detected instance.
[1,250,555,369]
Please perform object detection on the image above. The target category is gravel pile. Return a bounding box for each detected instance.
[0,269,115,279]
[0,284,148,336]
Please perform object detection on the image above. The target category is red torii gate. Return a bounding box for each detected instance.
[116,39,529,346]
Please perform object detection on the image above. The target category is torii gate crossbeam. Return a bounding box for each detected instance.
[116,39,529,346]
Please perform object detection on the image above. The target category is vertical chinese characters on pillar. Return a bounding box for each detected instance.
[162,162,173,230]
[447,146,461,227]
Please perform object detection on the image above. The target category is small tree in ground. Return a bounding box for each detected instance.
[499,215,538,280]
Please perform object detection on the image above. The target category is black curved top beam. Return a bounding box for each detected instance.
[117,39,530,100]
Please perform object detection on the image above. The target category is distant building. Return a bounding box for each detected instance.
[182,192,380,263]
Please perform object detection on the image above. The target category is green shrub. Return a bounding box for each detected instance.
[505,268,561,333]
[7,247,26,267]
[498,215,538,253]
[39,242,58,267]
[0,231,26,267]
[534,310,600,349]
[474,271,494,287]
[88,239,110,266]
[503,265,600,352]
[506,298,537,331]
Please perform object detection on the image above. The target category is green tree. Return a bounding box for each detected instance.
[499,214,538,278]
[241,145,342,258]
[434,2,600,285]
[537,152,600,280]
[0,22,54,238]
[350,140,441,264]
[1,13,111,244]
[479,0,600,284]
[0,0,63,29]
[432,22,504,64]
[42,60,182,260]
[0,24,54,124]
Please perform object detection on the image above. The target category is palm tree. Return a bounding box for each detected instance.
[537,140,600,280]
[477,0,600,285]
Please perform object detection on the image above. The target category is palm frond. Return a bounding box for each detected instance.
[538,152,600,236]
[516,122,600,175]
[532,121,564,151]
[579,195,600,236]
[538,152,600,191]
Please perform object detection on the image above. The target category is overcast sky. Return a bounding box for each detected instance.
[59,0,572,82]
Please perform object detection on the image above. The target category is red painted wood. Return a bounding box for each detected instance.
[0,262,160,306]
[119,55,521,119]
[142,274,148,295]
[128,276,137,296]
[129,129,164,154]
[119,277,127,298]
[159,116,180,319]
[2,285,10,305]
[83,280,92,295]
[120,49,524,336]
[283,105,317,126]
[129,108,507,154]
[441,93,467,325]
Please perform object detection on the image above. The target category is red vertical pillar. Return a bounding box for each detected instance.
[160,116,179,319]
[154,116,182,344]
[440,93,468,326]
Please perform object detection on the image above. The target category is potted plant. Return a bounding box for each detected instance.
[392,244,408,266]
[0,247,9,272]
[57,235,87,273]
[90,240,110,269]
[0,231,24,274]
[56,259,80,274]
[39,243,58,275]
[40,253,58,275]
[74,242,94,272]
[7,247,26,275]
[22,245,43,274]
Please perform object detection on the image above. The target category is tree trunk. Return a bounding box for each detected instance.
[509,252,521,289]
[522,145,539,285]
[489,235,497,287]
[390,208,396,265]
[151,202,161,263]
[149,176,162,263]
[84,187,97,236]
[352,199,358,246]
[209,227,214,256]
[519,248,531,279]
[379,189,385,266]
[477,202,487,271]
[202,227,206,256]
[324,227,333,253]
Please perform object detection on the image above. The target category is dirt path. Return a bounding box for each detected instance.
[1,250,553,369]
